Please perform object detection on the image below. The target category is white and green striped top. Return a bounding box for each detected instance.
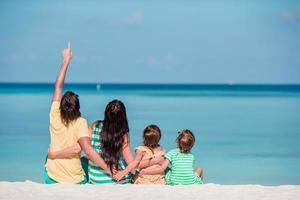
[165,148,203,185]
[88,122,132,184]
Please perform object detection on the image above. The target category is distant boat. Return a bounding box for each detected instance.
[96,83,101,91]
[227,81,234,86]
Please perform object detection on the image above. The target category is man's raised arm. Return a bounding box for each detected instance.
[52,42,72,102]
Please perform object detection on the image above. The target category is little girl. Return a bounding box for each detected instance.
[140,129,203,185]
[113,124,166,184]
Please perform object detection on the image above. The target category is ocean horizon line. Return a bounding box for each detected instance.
[1,82,300,85]
[0,82,300,92]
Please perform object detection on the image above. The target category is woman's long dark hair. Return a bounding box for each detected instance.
[101,99,129,173]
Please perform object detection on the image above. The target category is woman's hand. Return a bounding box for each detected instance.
[113,170,127,182]
[62,42,72,64]
[139,169,146,175]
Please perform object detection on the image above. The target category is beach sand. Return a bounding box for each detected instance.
[0,181,299,200]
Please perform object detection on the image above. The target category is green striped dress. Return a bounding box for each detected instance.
[88,122,132,184]
[165,148,203,185]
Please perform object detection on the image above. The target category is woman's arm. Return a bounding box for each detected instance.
[78,137,111,174]
[113,150,144,181]
[52,42,72,102]
[121,134,164,169]
[122,134,134,164]
[47,143,81,159]
[88,125,93,137]
[140,159,169,175]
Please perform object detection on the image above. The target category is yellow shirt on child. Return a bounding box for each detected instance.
[46,101,89,183]
[134,146,166,184]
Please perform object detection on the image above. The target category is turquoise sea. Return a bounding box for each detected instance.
[0,83,299,185]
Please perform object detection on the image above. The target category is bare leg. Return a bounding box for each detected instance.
[81,156,89,182]
[195,167,203,180]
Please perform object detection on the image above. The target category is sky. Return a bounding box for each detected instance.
[0,0,300,84]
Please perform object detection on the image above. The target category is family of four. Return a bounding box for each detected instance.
[44,43,204,185]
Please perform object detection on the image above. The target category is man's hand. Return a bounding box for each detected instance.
[47,147,56,159]
[62,42,72,64]
[52,42,72,102]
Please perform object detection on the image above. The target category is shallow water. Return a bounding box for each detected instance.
[0,84,299,185]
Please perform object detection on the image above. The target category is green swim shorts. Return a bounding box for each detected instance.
[44,166,87,184]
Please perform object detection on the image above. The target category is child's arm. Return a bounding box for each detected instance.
[48,143,81,159]
[139,147,166,168]
[140,159,169,175]
[138,156,165,169]
[122,135,164,169]
[52,42,72,102]
[123,145,164,169]
[113,149,144,181]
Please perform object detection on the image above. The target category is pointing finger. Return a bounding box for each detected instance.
[68,41,71,49]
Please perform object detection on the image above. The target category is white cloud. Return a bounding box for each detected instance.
[124,12,144,27]
[144,53,178,71]
[146,56,158,65]
[0,54,40,63]
[75,55,103,65]
[225,31,242,38]
[165,52,176,65]
[282,5,300,22]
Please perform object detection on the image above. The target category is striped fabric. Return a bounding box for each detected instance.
[88,122,132,184]
[165,148,203,185]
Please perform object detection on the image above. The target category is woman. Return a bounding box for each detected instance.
[45,42,110,184]
[88,100,133,183]
[49,99,164,184]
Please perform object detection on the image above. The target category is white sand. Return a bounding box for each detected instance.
[0,181,299,200]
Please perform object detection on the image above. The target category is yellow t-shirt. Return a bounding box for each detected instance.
[46,101,89,183]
